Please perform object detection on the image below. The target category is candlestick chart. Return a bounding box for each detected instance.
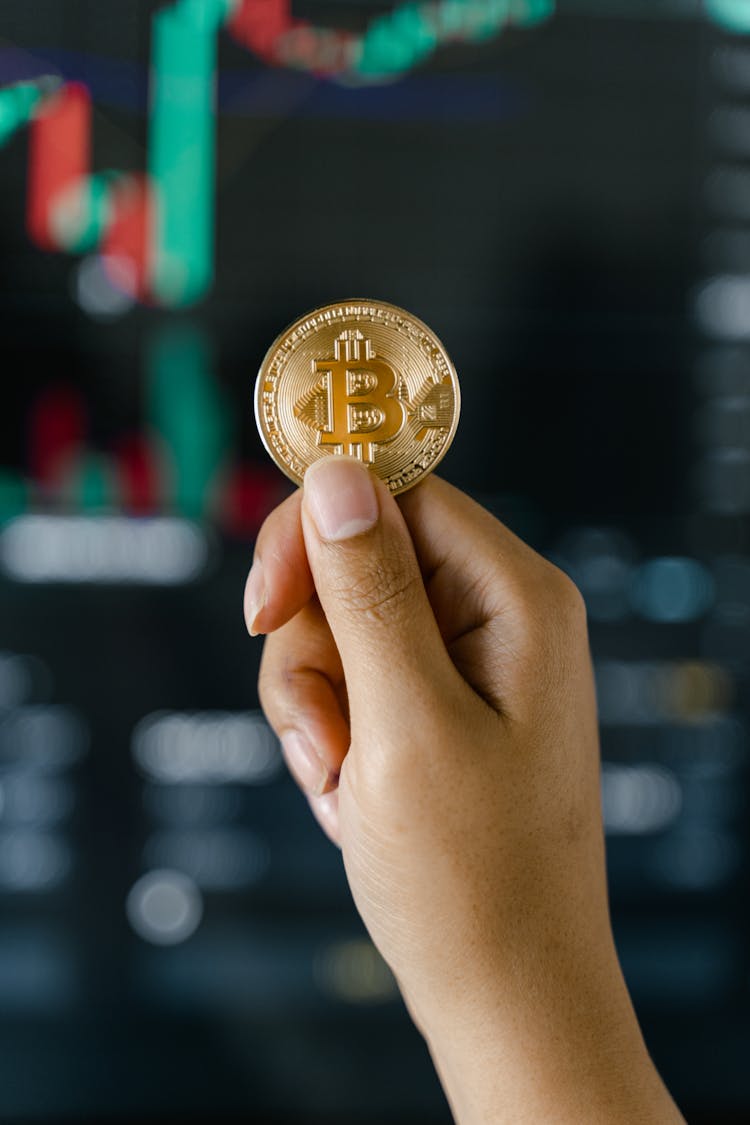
[0,0,554,311]
[0,323,288,538]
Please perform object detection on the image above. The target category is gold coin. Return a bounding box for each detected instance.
[254,299,461,495]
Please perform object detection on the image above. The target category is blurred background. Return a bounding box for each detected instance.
[0,0,749,1121]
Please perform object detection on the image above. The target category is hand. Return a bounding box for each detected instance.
[244,456,684,1125]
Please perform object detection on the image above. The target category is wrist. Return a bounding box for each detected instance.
[409,947,684,1125]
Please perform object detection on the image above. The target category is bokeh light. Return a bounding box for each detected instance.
[126,869,203,946]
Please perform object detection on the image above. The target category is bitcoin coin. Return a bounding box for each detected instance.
[254,299,461,494]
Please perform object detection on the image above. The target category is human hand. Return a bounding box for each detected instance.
[244,456,684,1125]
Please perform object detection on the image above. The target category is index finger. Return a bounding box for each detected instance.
[243,487,314,636]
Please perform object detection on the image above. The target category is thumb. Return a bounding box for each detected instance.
[301,456,453,718]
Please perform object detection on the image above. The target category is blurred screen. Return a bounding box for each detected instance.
[0,1,749,1121]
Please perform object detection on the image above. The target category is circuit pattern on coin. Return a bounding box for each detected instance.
[254,300,461,494]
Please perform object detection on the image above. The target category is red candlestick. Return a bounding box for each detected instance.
[27,82,92,252]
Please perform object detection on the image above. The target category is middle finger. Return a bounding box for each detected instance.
[259,598,350,798]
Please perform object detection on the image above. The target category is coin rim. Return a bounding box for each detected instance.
[253,297,461,495]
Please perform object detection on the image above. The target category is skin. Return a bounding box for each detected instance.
[245,457,686,1125]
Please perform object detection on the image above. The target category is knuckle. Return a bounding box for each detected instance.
[259,646,299,706]
[545,564,587,627]
[327,547,421,622]
[511,563,588,673]
[257,639,283,718]
[513,560,586,627]
[257,663,275,720]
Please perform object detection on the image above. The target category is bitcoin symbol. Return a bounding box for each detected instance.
[295,330,407,463]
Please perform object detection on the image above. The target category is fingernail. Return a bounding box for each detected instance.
[304,456,378,542]
[244,556,266,636]
[281,730,331,796]
[310,789,340,847]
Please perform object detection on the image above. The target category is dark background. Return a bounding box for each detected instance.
[1,1,749,1121]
